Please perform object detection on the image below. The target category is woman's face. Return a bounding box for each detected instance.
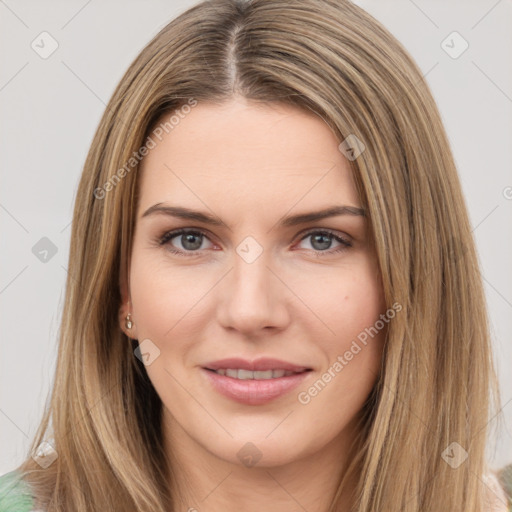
[122,97,387,468]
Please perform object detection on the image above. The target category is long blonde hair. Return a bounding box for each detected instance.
[16,0,501,510]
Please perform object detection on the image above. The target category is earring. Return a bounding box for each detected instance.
[125,314,133,330]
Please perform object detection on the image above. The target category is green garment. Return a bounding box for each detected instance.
[1,465,512,511]
[0,471,35,512]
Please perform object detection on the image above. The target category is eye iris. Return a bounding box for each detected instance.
[181,233,202,250]
[311,233,332,251]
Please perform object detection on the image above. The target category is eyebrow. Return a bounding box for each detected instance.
[141,203,365,228]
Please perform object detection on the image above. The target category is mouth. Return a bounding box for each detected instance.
[201,358,313,405]
[204,368,310,380]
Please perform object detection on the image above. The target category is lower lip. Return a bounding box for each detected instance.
[201,368,311,405]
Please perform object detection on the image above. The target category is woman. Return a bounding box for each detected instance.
[1,0,510,510]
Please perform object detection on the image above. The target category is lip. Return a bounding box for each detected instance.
[201,358,313,405]
[201,359,311,405]
[203,357,312,372]
[201,369,311,405]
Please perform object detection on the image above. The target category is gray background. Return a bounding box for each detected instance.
[1,0,511,474]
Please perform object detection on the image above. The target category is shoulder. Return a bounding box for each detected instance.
[0,470,37,512]
[486,464,512,512]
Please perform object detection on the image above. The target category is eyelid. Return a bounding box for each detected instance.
[297,227,352,243]
[158,227,217,248]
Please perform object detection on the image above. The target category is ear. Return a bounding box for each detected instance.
[118,252,138,340]
[118,302,137,340]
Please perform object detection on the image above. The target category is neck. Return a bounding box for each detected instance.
[163,409,362,512]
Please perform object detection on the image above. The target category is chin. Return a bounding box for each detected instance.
[205,430,314,470]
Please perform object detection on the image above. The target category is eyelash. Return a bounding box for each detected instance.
[156,228,352,257]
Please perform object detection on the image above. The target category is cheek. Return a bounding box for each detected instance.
[299,260,385,350]
[305,261,386,399]
[295,269,385,429]
[129,251,212,339]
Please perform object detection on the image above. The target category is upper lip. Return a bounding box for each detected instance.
[203,358,312,372]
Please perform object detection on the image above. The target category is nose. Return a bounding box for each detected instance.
[216,248,290,336]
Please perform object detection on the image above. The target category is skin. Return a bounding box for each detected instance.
[120,97,387,511]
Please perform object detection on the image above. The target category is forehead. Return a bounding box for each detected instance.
[137,98,361,216]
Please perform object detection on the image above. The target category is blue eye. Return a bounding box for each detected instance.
[297,230,352,255]
[157,228,351,257]
[158,229,212,255]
